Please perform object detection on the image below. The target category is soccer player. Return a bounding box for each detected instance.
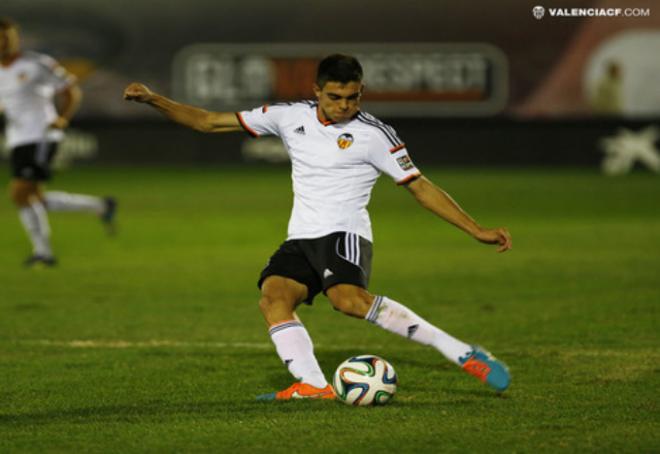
[1,18,117,267]
[123,54,512,400]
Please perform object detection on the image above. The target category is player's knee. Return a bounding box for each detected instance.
[258,294,278,315]
[258,292,296,316]
[259,277,307,316]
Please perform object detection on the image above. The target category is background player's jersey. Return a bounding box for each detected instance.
[238,101,421,242]
[0,51,74,149]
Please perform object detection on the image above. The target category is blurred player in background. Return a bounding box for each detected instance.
[0,18,117,267]
[124,54,512,400]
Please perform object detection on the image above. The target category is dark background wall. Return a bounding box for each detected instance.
[2,0,658,166]
[77,118,642,167]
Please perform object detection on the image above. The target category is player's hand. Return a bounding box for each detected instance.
[474,227,512,253]
[123,83,154,103]
[49,116,69,129]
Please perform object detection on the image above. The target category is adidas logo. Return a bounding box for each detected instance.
[407,324,419,338]
[294,125,305,135]
[323,268,334,279]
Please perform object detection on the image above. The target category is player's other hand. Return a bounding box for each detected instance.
[49,116,69,129]
[123,83,154,103]
[474,227,512,253]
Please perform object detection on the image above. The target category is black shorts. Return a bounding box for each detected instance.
[10,142,59,181]
[258,231,373,304]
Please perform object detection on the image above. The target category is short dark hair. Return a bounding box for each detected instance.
[316,54,363,87]
[0,17,18,31]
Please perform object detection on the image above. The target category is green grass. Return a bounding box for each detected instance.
[0,166,658,453]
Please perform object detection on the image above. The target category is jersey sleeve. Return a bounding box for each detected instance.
[367,128,421,185]
[236,104,288,138]
[34,53,75,92]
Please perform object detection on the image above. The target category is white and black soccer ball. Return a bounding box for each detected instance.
[332,355,397,406]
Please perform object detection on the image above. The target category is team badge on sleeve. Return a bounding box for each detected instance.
[396,155,415,171]
[337,133,354,150]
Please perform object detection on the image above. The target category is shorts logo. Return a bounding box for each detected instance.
[337,133,354,149]
[396,155,414,171]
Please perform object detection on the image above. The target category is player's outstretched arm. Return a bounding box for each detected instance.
[405,176,512,252]
[123,82,241,133]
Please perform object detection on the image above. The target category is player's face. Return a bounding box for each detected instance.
[314,81,363,123]
[0,26,20,61]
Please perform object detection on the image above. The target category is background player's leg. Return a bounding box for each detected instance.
[44,190,105,214]
[11,179,54,262]
[259,276,328,389]
[44,191,117,234]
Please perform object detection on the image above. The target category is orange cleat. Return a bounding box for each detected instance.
[256,382,336,401]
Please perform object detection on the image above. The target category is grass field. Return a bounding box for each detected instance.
[0,166,658,453]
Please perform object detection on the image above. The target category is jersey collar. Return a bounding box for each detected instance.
[315,106,360,127]
[316,106,335,126]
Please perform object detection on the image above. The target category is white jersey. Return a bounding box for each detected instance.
[0,51,74,149]
[238,101,421,242]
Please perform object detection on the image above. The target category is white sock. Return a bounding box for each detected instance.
[44,191,104,214]
[18,202,53,257]
[269,320,328,388]
[366,296,473,365]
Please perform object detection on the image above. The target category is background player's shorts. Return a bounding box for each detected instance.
[10,142,59,181]
[258,232,373,304]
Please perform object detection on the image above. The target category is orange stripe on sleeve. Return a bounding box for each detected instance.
[235,112,259,138]
[389,144,406,154]
[396,173,422,186]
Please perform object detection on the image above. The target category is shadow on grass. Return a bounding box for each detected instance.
[0,397,455,427]
[0,399,328,427]
[0,387,510,427]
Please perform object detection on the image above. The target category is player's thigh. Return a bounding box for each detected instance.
[326,283,375,318]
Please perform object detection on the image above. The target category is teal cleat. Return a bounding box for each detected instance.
[459,346,510,392]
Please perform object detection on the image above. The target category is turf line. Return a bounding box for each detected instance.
[9,339,388,351]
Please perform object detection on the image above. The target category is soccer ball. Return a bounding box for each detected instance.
[332,355,397,406]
